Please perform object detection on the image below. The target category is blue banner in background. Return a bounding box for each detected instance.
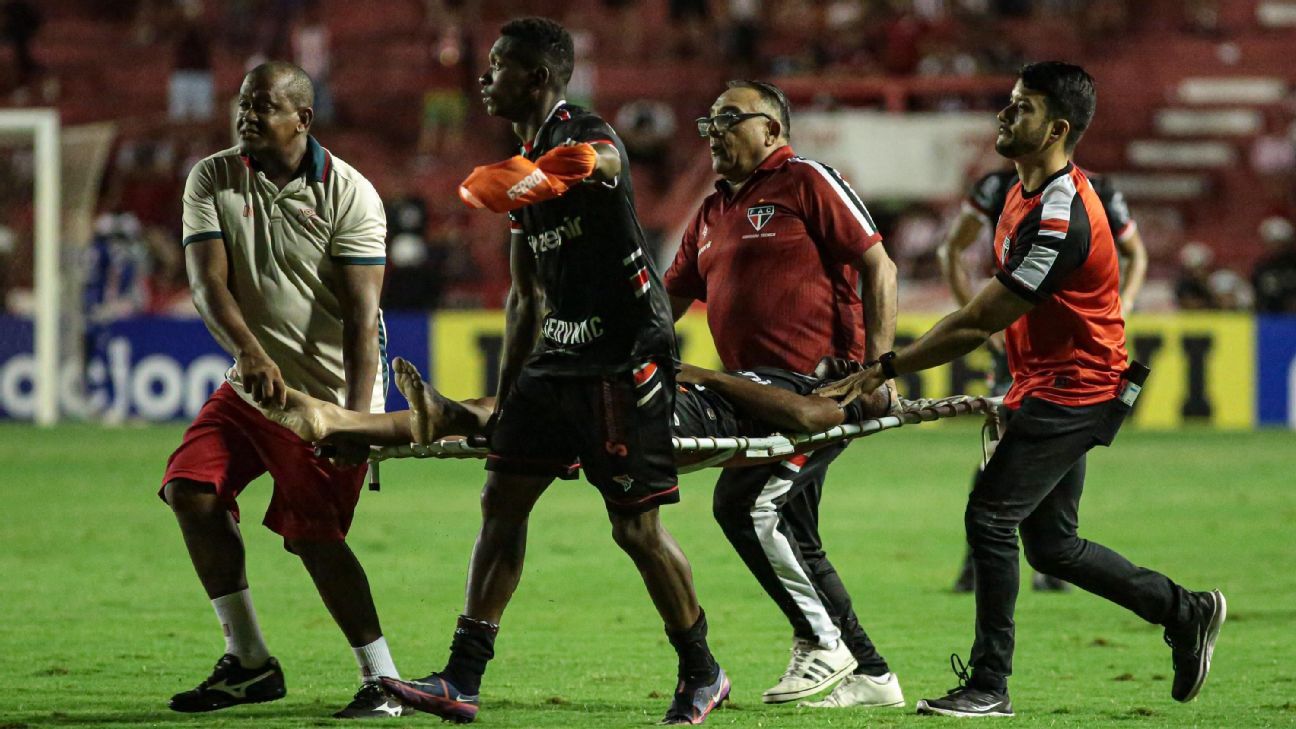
[6,312,1296,427]
[1257,316,1296,427]
[0,314,430,421]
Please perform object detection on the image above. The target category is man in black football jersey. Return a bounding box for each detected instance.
[378,18,728,725]
[936,167,1148,593]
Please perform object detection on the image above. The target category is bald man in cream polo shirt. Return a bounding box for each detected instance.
[159,62,407,720]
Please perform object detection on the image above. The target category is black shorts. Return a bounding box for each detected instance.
[672,383,742,439]
[487,361,679,514]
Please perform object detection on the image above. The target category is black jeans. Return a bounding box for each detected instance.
[966,397,1192,691]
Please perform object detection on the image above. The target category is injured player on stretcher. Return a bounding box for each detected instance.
[257,357,896,470]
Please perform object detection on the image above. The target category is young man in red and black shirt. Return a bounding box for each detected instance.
[818,62,1224,718]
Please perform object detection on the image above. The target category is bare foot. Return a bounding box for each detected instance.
[393,357,441,445]
[261,388,331,442]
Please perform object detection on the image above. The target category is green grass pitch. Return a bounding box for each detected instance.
[1,423,1293,728]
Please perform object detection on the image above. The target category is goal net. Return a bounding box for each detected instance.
[0,110,115,424]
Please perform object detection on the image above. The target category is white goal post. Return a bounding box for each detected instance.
[0,109,61,426]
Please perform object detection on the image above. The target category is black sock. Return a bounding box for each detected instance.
[441,615,498,695]
[666,609,719,687]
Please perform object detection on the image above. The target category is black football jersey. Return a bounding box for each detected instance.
[509,102,677,376]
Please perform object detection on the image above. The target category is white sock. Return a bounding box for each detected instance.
[211,589,271,667]
[353,636,399,683]
[865,672,893,683]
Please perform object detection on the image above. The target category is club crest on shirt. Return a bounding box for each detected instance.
[747,205,775,231]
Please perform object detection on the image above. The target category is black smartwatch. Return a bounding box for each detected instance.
[878,351,899,379]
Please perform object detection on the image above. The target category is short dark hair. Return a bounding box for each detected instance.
[727,79,791,139]
[500,17,574,87]
[247,61,314,109]
[1018,61,1096,151]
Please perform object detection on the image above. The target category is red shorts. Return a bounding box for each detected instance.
[160,383,368,542]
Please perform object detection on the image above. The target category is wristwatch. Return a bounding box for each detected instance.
[878,351,899,379]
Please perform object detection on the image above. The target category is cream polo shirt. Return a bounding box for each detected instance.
[181,136,388,412]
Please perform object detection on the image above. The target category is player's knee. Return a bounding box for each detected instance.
[478,481,533,524]
[1022,532,1081,574]
[964,502,1015,546]
[608,512,659,556]
[162,479,221,514]
[711,494,750,529]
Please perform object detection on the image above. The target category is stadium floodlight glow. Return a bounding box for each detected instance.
[0,109,61,426]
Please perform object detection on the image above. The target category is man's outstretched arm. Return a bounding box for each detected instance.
[678,364,846,433]
[816,278,1032,404]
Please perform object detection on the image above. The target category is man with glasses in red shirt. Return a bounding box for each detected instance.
[666,80,905,711]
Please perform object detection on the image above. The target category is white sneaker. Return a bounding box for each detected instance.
[761,639,858,704]
[799,672,906,708]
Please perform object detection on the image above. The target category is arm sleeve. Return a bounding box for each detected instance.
[566,116,624,189]
[181,160,222,247]
[995,184,1092,303]
[797,160,882,264]
[330,177,387,264]
[664,211,707,301]
[1094,176,1137,241]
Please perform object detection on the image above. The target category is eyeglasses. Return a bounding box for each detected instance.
[695,111,774,137]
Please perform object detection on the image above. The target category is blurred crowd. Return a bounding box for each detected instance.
[2,0,1295,319]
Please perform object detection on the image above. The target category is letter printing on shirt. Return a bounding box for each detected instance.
[506,99,677,377]
[181,136,389,411]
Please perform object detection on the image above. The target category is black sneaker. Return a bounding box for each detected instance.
[380,673,479,723]
[169,654,286,713]
[1165,589,1226,702]
[1031,572,1071,592]
[914,655,1013,718]
[661,667,730,725]
[334,682,409,719]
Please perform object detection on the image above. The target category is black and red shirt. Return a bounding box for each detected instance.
[993,163,1128,408]
[967,168,1136,242]
[665,146,882,374]
[509,101,677,376]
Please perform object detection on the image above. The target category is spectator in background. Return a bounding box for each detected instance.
[601,0,643,60]
[169,5,215,121]
[416,89,467,164]
[1175,242,1219,310]
[292,3,333,124]
[889,203,944,280]
[671,0,711,58]
[84,211,151,322]
[725,0,762,73]
[1253,216,1296,313]
[616,99,677,191]
[1207,268,1252,310]
[1250,109,1296,207]
[1184,0,1221,36]
[381,187,442,311]
[1,0,42,89]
